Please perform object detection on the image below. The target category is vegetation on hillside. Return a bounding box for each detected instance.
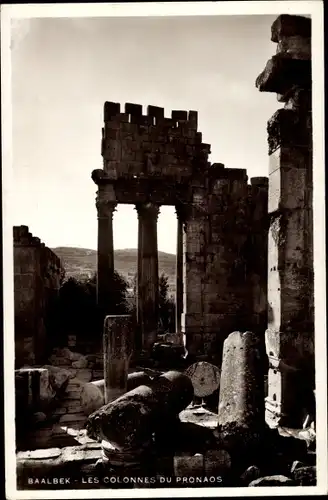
[47,270,175,348]
[52,247,176,292]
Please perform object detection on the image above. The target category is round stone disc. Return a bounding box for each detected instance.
[185,361,221,397]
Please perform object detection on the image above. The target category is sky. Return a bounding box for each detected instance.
[10,14,279,254]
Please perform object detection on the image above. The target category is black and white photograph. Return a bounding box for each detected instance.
[1,1,327,497]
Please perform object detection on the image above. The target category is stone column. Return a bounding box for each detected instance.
[136,202,160,350]
[217,331,265,452]
[96,190,117,312]
[135,211,143,351]
[103,315,134,404]
[175,205,184,338]
[256,15,313,428]
[248,177,269,334]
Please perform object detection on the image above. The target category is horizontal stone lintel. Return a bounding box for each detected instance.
[256,54,311,95]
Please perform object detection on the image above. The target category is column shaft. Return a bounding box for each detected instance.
[96,194,116,312]
[137,203,159,350]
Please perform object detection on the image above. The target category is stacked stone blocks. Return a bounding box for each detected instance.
[102,101,210,185]
[256,14,313,427]
[14,226,63,367]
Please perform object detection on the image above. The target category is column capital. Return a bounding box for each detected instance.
[135,202,160,220]
[96,197,117,219]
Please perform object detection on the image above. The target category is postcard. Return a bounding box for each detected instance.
[2,1,327,498]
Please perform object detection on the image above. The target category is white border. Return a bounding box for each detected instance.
[1,1,326,498]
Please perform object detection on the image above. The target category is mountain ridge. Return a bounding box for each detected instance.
[52,246,176,290]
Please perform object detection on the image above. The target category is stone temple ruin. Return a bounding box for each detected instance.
[15,15,316,489]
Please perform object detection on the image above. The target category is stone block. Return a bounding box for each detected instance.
[92,370,104,380]
[171,110,188,121]
[188,110,198,129]
[102,142,121,161]
[65,388,82,400]
[256,55,311,95]
[293,465,316,485]
[269,165,309,212]
[72,357,88,369]
[60,413,86,425]
[42,365,71,392]
[271,14,311,43]
[86,371,193,448]
[249,475,295,486]
[217,331,265,451]
[103,315,134,404]
[125,102,142,116]
[240,465,261,485]
[277,35,311,60]
[174,453,204,477]
[80,372,152,415]
[66,377,83,388]
[66,400,84,413]
[104,101,120,120]
[204,449,231,476]
[147,105,164,119]
[75,369,92,382]
[20,447,62,460]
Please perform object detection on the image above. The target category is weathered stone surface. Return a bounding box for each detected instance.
[257,15,314,430]
[240,465,261,485]
[59,413,86,425]
[271,14,311,43]
[174,453,204,477]
[86,371,193,449]
[17,444,102,482]
[256,55,311,94]
[204,449,231,476]
[72,357,88,369]
[249,475,295,486]
[179,406,218,430]
[15,367,56,417]
[290,460,305,474]
[218,331,265,432]
[80,371,152,415]
[137,203,160,350]
[267,109,311,155]
[293,465,316,485]
[19,448,62,460]
[103,314,134,403]
[14,226,63,368]
[75,369,92,382]
[94,102,269,360]
[42,365,71,392]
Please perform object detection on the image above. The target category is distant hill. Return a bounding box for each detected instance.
[52,247,176,292]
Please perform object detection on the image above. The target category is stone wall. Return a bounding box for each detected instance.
[101,102,208,188]
[16,347,104,451]
[94,102,269,361]
[182,167,269,361]
[14,226,63,367]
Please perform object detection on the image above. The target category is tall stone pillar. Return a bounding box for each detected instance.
[175,205,184,337]
[103,315,134,404]
[248,177,269,334]
[136,202,160,350]
[256,15,314,428]
[96,187,117,312]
